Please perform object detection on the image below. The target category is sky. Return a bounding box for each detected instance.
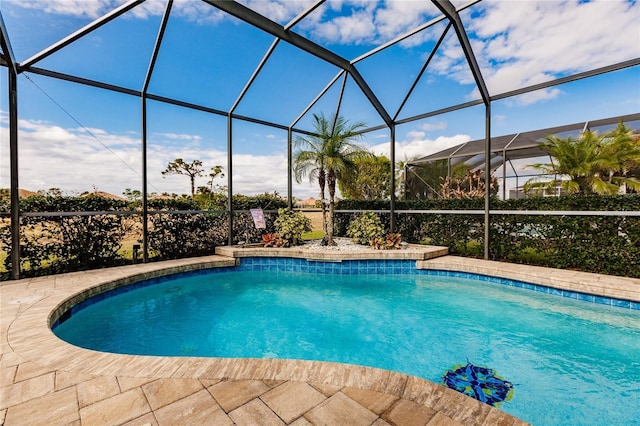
[0,0,639,200]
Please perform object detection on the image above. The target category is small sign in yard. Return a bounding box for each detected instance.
[250,208,266,229]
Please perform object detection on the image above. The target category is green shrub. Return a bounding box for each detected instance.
[514,247,550,265]
[147,212,223,260]
[346,211,385,245]
[453,240,483,257]
[274,208,311,246]
[191,192,288,211]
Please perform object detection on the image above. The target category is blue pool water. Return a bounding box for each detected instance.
[53,262,640,425]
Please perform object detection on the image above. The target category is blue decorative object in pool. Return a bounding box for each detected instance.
[442,361,515,407]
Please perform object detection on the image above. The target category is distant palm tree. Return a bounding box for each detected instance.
[294,113,369,245]
[395,157,411,199]
[525,126,640,195]
[600,122,640,193]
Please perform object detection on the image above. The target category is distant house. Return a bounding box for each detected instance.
[148,194,175,200]
[18,189,38,198]
[81,191,126,201]
[406,113,640,200]
[296,197,317,208]
[509,185,567,199]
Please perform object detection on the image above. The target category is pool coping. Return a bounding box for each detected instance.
[5,253,640,424]
[418,256,640,305]
[215,240,449,261]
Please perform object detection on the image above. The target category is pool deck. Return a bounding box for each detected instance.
[2,249,638,425]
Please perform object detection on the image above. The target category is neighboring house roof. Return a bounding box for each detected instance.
[296,197,317,207]
[81,191,126,201]
[18,189,38,198]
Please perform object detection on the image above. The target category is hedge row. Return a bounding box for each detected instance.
[0,194,285,279]
[334,195,640,278]
[2,194,638,279]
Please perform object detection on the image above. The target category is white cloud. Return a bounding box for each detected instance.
[333,10,377,44]
[153,132,202,142]
[298,0,441,45]
[171,0,226,25]
[428,33,475,86]
[374,0,439,41]
[6,0,227,25]
[465,0,640,97]
[406,130,425,140]
[0,118,321,198]
[507,87,563,107]
[419,121,447,131]
[237,0,313,24]
[367,133,470,163]
[229,152,289,195]
[310,4,377,45]
[6,0,116,19]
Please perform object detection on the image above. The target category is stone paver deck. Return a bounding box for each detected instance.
[9,248,638,425]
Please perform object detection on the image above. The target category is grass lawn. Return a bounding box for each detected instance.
[302,231,324,240]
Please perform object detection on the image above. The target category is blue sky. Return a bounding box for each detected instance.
[1,0,639,199]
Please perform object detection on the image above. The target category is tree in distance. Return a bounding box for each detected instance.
[162,159,223,198]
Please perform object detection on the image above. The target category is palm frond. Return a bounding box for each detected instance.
[590,176,619,195]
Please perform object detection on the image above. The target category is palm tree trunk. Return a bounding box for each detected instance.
[318,170,328,239]
[327,172,337,246]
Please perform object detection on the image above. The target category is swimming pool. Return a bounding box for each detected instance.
[52,259,640,425]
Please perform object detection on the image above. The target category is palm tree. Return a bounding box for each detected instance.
[294,113,369,245]
[524,127,640,196]
[599,122,640,193]
[395,157,411,199]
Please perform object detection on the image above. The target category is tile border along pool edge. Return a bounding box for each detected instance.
[216,243,639,308]
[230,256,639,310]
